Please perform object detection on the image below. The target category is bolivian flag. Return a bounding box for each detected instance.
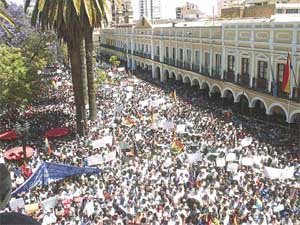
[171,139,184,153]
[282,53,291,94]
[45,136,52,155]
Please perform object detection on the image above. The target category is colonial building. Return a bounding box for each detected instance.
[99,16,300,124]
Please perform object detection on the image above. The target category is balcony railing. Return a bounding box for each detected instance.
[164,57,169,64]
[169,58,176,66]
[238,73,250,87]
[177,60,184,68]
[192,64,200,73]
[201,66,210,76]
[224,70,235,83]
[154,55,160,62]
[254,77,268,92]
[211,68,221,80]
[143,53,151,59]
[184,62,191,70]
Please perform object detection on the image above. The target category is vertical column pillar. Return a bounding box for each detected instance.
[221,25,225,79]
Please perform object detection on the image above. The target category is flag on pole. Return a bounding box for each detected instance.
[150,106,155,124]
[170,89,177,101]
[45,136,52,155]
[270,64,277,97]
[126,116,135,126]
[282,53,291,94]
[210,112,214,126]
[232,210,239,225]
[171,139,184,153]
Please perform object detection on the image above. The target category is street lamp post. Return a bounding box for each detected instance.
[15,121,30,160]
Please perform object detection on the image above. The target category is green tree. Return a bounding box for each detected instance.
[0,45,41,109]
[109,55,120,68]
[0,0,15,34]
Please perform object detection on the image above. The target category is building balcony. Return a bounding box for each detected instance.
[201,66,210,76]
[184,62,191,70]
[237,73,250,87]
[177,60,184,68]
[154,55,160,62]
[192,64,200,73]
[224,70,235,83]
[254,77,268,92]
[164,57,169,64]
[169,58,176,66]
[144,53,151,59]
[211,68,221,80]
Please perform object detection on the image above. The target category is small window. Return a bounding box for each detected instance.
[286,9,298,14]
[165,46,169,58]
[179,49,183,60]
[276,9,283,14]
[277,63,285,82]
[227,55,235,72]
[204,52,210,67]
[241,58,249,74]
[257,61,268,79]
[215,54,221,69]
[195,51,200,65]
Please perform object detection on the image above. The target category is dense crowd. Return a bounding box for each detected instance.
[0,62,300,225]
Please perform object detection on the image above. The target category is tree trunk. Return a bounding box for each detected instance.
[85,27,97,121]
[68,36,87,136]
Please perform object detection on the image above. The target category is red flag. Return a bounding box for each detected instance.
[45,136,52,155]
[282,53,291,94]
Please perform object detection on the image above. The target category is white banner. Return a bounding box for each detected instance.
[264,166,294,180]
[216,158,226,167]
[92,136,113,149]
[162,121,175,130]
[135,133,143,141]
[241,157,253,166]
[227,163,239,173]
[226,153,237,162]
[187,152,201,164]
[176,124,186,133]
[41,196,58,211]
[86,151,116,166]
[241,137,253,147]
[9,198,25,211]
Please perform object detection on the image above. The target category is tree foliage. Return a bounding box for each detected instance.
[109,55,120,67]
[0,45,41,109]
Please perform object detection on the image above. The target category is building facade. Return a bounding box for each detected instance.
[139,0,161,20]
[108,0,133,26]
[176,2,205,20]
[99,17,300,124]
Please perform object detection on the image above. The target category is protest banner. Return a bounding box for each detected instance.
[216,158,226,167]
[227,163,239,173]
[241,157,253,166]
[9,198,25,211]
[41,196,58,211]
[187,152,201,164]
[226,153,237,162]
[135,133,143,141]
[176,124,186,133]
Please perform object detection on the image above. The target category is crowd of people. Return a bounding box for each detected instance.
[0,61,300,225]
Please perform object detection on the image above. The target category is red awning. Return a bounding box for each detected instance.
[0,130,18,140]
[46,128,70,138]
[4,146,34,161]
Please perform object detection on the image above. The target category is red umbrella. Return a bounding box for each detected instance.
[0,131,18,140]
[4,146,34,161]
[46,128,70,138]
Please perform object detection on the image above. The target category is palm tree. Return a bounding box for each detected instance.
[24,0,89,136]
[0,0,15,34]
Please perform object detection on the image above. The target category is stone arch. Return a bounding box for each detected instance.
[154,66,161,80]
[169,71,176,79]
[210,84,222,94]
[235,92,251,107]
[200,80,210,91]
[191,78,201,86]
[183,75,192,84]
[221,88,236,99]
[267,103,288,121]
[176,73,183,81]
[250,97,268,109]
[289,110,300,123]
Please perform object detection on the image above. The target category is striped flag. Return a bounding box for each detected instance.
[171,139,184,153]
[45,136,52,155]
[282,53,291,94]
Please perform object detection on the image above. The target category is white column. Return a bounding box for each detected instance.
[291,23,298,99]
[152,62,155,79]
[221,24,225,79]
[235,50,239,83]
[151,29,154,60]
[250,52,255,88]
[183,30,186,64]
